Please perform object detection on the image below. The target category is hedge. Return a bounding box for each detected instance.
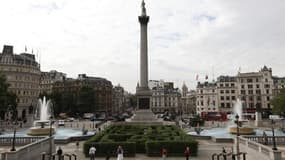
[83,125,198,157]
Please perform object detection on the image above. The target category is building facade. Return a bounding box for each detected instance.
[181,83,196,115]
[149,80,181,114]
[40,70,66,94]
[0,45,40,121]
[112,85,125,114]
[196,82,218,115]
[52,74,113,114]
[216,76,237,113]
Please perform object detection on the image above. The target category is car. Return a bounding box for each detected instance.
[58,120,65,126]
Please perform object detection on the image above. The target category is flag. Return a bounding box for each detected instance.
[196,75,199,81]
[205,75,208,80]
[25,46,27,52]
[238,67,241,73]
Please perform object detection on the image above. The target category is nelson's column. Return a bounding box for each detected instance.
[134,0,158,122]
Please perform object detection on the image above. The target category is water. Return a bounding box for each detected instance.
[0,128,95,140]
[188,128,285,138]
[37,96,52,121]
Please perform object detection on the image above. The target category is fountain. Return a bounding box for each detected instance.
[228,99,255,135]
[28,97,56,136]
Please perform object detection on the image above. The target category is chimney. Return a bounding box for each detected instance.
[2,45,13,54]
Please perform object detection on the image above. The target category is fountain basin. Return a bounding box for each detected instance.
[29,127,55,136]
[228,127,255,135]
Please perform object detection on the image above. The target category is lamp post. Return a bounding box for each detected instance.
[49,116,53,160]
[271,119,277,150]
[235,114,240,160]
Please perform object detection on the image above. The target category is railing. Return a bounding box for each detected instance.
[0,136,46,146]
[243,136,285,145]
[238,136,282,160]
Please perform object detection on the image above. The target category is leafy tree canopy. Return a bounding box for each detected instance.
[271,88,285,115]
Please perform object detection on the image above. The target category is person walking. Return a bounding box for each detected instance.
[184,146,190,160]
[222,147,227,160]
[117,145,124,160]
[162,147,167,160]
[57,146,63,160]
[76,141,79,150]
[89,146,96,160]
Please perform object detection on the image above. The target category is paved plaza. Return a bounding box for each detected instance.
[58,139,285,160]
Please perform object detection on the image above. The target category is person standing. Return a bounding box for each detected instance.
[184,146,190,160]
[117,145,124,160]
[222,147,227,160]
[162,148,167,160]
[89,146,96,160]
[57,146,63,160]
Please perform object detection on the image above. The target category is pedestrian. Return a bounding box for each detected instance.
[184,146,190,160]
[89,145,96,160]
[106,149,111,160]
[57,146,63,160]
[117,145,124,160]
[162,147,167,160]
[76,141,79,150]
[222,147,226,160]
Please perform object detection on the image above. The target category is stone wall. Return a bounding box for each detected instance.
[1,137,55,160]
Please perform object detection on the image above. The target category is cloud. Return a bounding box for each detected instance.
[0,0,284,92]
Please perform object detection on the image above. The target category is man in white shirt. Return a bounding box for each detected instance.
[89,146,96,160]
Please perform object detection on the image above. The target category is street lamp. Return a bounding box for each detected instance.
[271,119,277,150]
[49,116,54,160]
[8,104,17,152]
[234,114,240,160]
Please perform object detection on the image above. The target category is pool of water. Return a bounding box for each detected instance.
[188,127,285,138]
[0,128,95,140]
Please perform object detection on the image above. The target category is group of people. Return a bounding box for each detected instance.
[162,146,191,160]
[89,145,124,160]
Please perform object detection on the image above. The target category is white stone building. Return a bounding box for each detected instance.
[149,80,181,114]
[196,82,218,115]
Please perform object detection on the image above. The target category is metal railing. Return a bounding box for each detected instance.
[0,136,46,146]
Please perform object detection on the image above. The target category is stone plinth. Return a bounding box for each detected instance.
[129,109,162,125]
[29,127,55,136]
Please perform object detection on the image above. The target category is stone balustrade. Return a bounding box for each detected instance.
[0,136,46,146]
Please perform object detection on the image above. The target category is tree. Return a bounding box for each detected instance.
[0,74,17,119]
[271,88,285,115]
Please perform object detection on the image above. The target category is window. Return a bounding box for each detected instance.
[249,96,253,101]
[256,84,260,88]
[241,85,244,89]
[231,90,235,93]
[226,90,229,94]
[220,90,224,94]
[226,96,230,100]
[231,83,235,87]
[226,103,231,108]
[241,79,244,83]
[213,101,215,105]
[232,96,236,100]
[220,96,224,100]
[267,96,270,101]
[248,90,253,94]
[221,103,225,108]
[249,103,254,108]
[220,84,224,87]
[247,79,253,83]
[256,78,259,82]
[248,85,253,88]
[225,83,229,87]
[265,78,268,82]
[257,96,261,101]
[266,90,269,94]
[256,90,261,94]
[241,90,246,94]
[264,84,270,88]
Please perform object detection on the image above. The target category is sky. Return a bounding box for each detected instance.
[0,0,285,93]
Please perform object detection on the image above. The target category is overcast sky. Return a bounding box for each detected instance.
[0,0,285,93]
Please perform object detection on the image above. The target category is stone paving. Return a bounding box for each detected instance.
[58,140,241,160]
